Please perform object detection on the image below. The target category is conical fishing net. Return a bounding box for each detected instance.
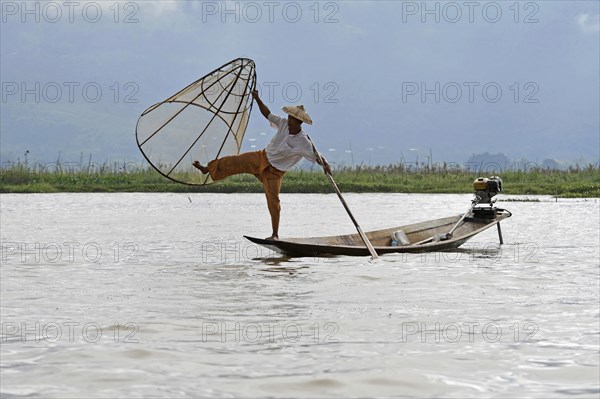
[136,58,256,185]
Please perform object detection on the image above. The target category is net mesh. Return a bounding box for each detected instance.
[136,58,256,185]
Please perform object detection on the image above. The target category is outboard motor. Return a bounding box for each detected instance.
[472,176,502,218]
[473,176,502,204]
[410,175,508,245]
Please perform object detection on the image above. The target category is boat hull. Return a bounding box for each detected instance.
[244,209,511,257]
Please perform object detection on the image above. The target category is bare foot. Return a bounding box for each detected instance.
[192,161,209,174]
[265,235,279,240]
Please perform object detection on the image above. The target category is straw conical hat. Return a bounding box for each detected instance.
[282,105,313,125]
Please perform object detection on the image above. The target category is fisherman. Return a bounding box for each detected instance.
[193,90,332,240]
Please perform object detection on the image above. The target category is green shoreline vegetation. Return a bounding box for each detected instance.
[1,161,598,198]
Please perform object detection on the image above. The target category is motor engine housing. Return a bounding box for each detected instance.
[473,176,502,204]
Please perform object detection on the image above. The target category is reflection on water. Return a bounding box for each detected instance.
[444,245,502,257]
[1,193,599,398]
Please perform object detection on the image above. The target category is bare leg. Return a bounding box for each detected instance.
[261,173,283,240]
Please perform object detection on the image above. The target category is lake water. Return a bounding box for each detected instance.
[1,193,598,398]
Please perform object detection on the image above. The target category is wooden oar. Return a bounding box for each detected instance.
[306,135,379,260]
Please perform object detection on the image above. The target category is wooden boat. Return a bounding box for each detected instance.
[244,208,511,257]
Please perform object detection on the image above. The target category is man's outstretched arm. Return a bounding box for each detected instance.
[252,90,271,119]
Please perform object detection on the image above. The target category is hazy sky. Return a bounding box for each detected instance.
[1,0,599,167]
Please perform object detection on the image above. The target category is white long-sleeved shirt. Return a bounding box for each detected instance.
[264,113,320,171]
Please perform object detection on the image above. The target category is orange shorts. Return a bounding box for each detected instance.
[207,150,285,232]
